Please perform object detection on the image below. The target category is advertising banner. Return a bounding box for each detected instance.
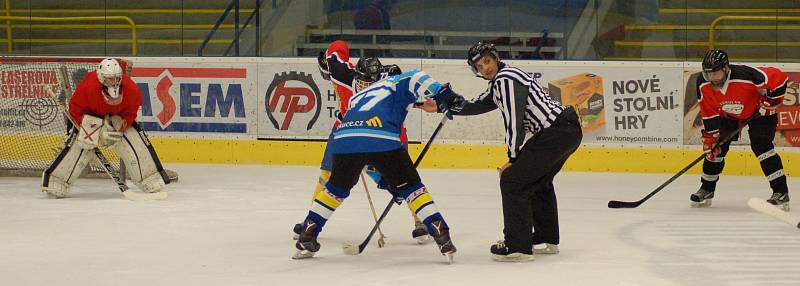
[0,59,98,135]
[543,67,683,145]
[424,61,686,145]
[131,59,257,136]
[256,58,423,141]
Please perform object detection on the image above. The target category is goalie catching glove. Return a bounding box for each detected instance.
[100,115,124,147]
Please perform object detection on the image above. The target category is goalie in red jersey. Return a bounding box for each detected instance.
[42,58,170,198]
[691,49,790,210]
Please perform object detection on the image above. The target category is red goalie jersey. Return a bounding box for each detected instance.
[68,60,141,131]
[697,64,788,132]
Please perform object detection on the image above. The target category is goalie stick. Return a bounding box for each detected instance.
[342,114,449,259]
[48,88,168,201]
[608,115,757,209]
[747,198,800,229]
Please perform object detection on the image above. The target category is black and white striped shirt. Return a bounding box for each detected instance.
[453,65,566,161]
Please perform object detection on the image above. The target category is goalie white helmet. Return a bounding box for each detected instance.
[97,58,123,100]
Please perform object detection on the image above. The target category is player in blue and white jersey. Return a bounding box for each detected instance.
[292,67,460,261]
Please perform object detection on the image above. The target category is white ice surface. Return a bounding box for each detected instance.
[1,165,799,286]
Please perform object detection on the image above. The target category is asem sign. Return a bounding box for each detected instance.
[132,67,248,133]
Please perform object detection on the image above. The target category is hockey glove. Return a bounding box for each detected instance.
[701,129,721,160]
[759,97,782,116]
[317,51,331,81]
[99,115,124,147]
[431,83,466,119]
[384,64,402,76]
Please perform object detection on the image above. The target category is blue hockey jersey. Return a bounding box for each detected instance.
[331,69,443,154]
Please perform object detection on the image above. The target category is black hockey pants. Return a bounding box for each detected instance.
[499,107,582,253]
[700,114,788,193]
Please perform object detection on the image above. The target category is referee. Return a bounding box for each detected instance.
[418,41,582,262]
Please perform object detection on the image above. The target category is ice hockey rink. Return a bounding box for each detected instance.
[1,164,798,286]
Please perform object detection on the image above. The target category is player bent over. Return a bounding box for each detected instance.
[691,49,790,210]
[293,40,430,243]
[42,58,170,198]
[292,68,458,260]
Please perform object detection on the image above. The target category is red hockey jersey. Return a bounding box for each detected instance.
[697,65,788,132]
[323,40,356,118]
[69,70,142,131]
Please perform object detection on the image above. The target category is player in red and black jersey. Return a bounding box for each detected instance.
[691,49,790,210]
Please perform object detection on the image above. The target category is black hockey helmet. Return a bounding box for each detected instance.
[355,56,384,91]
[356,57,384,83]
[467,41,500,75]
[702,49,729,72]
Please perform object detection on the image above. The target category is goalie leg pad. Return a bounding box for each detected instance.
[41,133,94,198]
[138,172,166,193]
[114,123,169,192]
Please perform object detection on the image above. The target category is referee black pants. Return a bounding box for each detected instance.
[499,108,582,253]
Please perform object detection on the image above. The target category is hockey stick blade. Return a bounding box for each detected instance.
[747,198,800,229]
[608,200,642,209]
[341,243,361,255]
[342,199,396,255]
[607,115,758,209]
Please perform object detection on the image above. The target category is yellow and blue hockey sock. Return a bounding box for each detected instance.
[306,181,350,235]
[310,170,332,203]
[397,183,448,232]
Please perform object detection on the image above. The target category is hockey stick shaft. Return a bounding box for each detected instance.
[93,148,129,192]
[360,172,386,243]
[608,115,757,208]
[354,115,449,253]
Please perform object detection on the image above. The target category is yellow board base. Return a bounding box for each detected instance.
[148,138,799,177]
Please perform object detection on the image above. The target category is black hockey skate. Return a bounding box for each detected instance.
[690,188,715,208]
[292,220,320,259]
[412,221,432,244]
[429,220,456,263]
[292,223,302,240]
[490,240,534,262]
[767,192,790,211]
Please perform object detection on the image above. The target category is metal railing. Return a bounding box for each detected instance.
[0,15,137,55]
[708,15,800,50]
[198,0,263,56]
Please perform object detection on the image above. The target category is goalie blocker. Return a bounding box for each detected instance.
[42,115,170,198]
